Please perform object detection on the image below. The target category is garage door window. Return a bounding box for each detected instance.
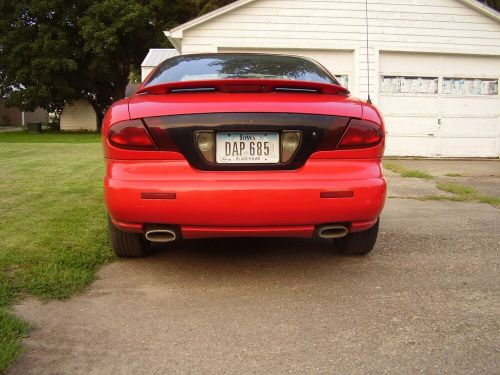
[442,78,498,96]
[380,76,438,94]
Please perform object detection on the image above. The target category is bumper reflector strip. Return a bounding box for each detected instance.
[320,191,354,198]
[141,192,176,200]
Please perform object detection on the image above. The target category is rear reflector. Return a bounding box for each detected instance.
[320,191,354,198]
[141,192,176,199]
[338,119,384,149]
[108,119,157,150]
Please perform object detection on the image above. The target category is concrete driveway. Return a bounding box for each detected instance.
[9,161,500,375]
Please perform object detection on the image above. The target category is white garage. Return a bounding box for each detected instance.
[60,99,98,131]
[155,0,500,157]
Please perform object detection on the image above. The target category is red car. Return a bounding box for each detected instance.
[103,53,386,257]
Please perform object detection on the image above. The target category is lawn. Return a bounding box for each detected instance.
[0,131,101,143]
[0,133,111,372]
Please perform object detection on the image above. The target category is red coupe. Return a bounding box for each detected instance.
[103,53,386,257]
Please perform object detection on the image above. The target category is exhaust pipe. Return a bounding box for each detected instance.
[145,229,177,243]
[317,225,348,239]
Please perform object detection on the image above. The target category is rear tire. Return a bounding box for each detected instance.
[108,217,150,257]
[334,219,379,255]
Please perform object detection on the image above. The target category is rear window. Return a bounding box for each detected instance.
[144,54,338,87]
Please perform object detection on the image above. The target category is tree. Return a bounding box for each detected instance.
[479,0,500,11]
[0,0,235,122]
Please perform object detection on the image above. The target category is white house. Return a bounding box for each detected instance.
[149,0,500,158]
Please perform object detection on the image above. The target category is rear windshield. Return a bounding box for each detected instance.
[144,54,338,87]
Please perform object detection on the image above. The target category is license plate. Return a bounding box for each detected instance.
[216,132,279,163]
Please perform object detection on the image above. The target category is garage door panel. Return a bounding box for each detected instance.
[385,116,439,136]
[385,136,440,157]
[440,137,498,157]
[380,51,499,157]
[379,96,440,116]
[440,117,498,137]
[439,55,500,78]
[440,97,498,117]
[379,52,438,77]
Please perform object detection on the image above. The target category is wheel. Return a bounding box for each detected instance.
[108,217,150,257]
[334,219,379,255]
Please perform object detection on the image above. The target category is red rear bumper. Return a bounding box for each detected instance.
[105,159,386,238]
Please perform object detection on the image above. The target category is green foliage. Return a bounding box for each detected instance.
[0,0,236,121]
[479,0,500,11]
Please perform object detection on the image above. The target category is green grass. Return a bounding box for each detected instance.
[434,182,500,208]
[437,182,476,195]
[0,140,112,372]
[0,131,101,143]
[0,309,30,372]
[444,173,463,177]
[400,170,434,179]
[383,162,434,179]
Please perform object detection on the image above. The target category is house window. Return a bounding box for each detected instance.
[442,78,498,96]
[380,76,438,94]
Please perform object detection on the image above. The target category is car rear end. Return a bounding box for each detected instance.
[102,53,386,257]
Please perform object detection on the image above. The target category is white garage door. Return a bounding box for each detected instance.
[218,48,354,92]
[379,52,500,157]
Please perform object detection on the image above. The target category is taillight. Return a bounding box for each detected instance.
[337,119,384,149]
[108,119,157,150]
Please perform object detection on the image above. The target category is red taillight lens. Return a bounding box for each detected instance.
[338,119,384,149]
[108,119,157,150]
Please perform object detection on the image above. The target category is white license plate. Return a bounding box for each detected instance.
[216,132,279,163]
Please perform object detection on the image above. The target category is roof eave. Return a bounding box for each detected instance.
[164,31,183,52]
[166,0,256,36]
[456,0,500,22]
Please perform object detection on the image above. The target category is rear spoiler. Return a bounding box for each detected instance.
[136,79,350,96]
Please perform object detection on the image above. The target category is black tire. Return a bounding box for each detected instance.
[108,217,150,257]
[334,219,379,255]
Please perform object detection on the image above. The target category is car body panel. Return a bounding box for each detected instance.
[128,92,362,120]
[104,158,386,237]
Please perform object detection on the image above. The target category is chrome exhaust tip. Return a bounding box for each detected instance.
[317,225,349,239]
[145,229,177,243]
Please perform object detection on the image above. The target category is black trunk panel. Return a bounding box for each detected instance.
[143,113,349,171]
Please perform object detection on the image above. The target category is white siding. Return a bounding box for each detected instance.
[179,0,500,101]
[60,99,98,131]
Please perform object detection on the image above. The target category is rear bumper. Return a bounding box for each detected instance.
[105,159,386,238]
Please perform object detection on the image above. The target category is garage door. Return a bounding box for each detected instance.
[379,52,500,157]
[218,48,354,92]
